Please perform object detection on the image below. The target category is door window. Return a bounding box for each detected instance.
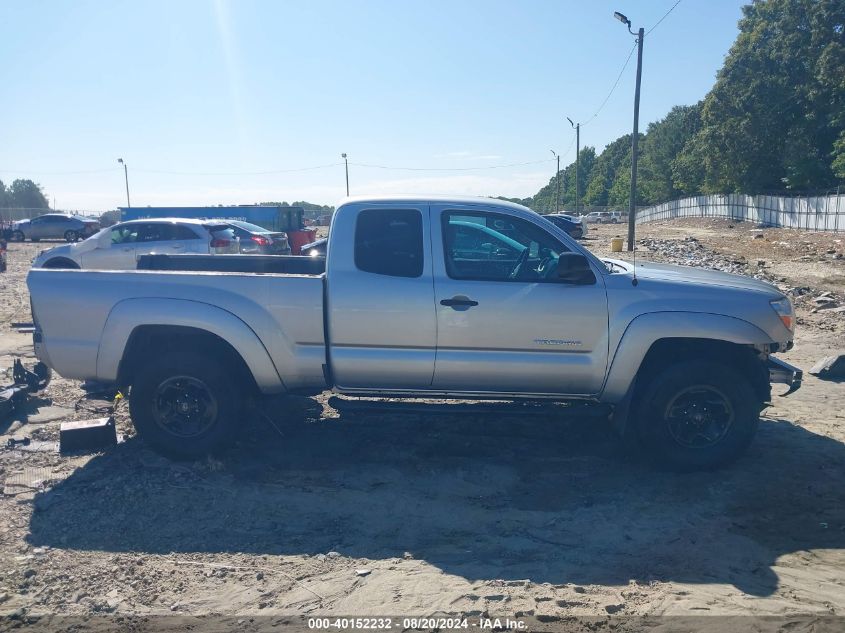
[442,211,569,282]
[111,224,142,244]
[354,208,423,278]
[137,223,197,242]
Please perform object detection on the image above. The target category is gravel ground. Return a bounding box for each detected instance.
[1,224,844,627]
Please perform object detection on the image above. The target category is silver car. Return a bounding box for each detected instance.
[11,214,99,242]
[32,218,240,269]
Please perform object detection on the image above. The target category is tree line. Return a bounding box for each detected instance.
[0,179,49,209]
[526,0,844,214]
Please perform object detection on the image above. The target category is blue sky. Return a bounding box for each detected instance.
[1,0,747,211]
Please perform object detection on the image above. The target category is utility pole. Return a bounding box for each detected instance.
[341,153,349,196]
[117,158,131,208]
[550,150,560,213]
[614,11,644,251]
[567,117,581,215]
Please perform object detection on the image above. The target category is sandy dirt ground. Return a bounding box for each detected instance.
[1,221,844,626]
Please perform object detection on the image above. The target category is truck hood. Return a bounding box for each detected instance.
[604,259,783,296]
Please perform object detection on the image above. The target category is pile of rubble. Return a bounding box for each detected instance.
[638,236,771,280]
[637,235,844,331]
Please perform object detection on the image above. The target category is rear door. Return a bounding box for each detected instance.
[133,223,204,259]
[431,205,609,396]
[327,205,436,391]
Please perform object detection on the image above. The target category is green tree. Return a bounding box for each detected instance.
[0,180,10,207]
[692,0,845,192]
[638,104,702,203]
[583,135,632,206]
[832,132,845,180]
[8,179,49,209]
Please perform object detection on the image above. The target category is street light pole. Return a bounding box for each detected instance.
[550,150,560,213]
[614,11,644,251]
[117,158,131,208]
[341,153,349,196]
[566,117,581,215]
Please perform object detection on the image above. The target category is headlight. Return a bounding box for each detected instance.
[770,297,794,331]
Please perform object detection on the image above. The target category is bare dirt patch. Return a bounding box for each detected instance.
[1,231,844,623]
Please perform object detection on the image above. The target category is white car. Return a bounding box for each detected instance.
[32,218,239,270]
[585,211,625,224]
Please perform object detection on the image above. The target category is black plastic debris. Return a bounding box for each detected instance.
[59,417,117,454]
[0,360,51,422]
[809,354,845,379]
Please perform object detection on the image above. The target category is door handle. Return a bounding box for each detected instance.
[440,296,479,308]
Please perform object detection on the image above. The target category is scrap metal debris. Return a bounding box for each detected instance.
[0,360,51,422]
[809,353,845,379]
[59,417,117,454]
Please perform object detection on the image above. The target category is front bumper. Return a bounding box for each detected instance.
[768,356,803,396]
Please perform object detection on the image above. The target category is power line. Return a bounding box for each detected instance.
[132,162,343,176]
[574,0,682,130]
[0,168,118,175]
[647,0,683,36]
[349,158,554,172]
[2,158,557,178]
[580,43,637,128]
[562,131,577,159]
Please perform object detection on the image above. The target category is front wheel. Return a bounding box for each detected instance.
[634,360,761,471]
[129,351,241,459]
[64,230,79,242]
[11,230,24,242]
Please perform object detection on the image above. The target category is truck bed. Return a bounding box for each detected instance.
[137,254,326,275]
[27,268,327,393]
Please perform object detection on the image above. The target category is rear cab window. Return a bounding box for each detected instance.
[354,208,423,278]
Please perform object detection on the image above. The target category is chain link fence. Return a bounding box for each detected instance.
[636,191,845,232]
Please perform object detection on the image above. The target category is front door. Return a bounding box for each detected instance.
[431,206,609,396]
[80,223,140,269]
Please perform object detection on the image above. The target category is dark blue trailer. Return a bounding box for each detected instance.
[119,205,304,233]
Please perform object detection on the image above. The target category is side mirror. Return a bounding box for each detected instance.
[557,253,596,284]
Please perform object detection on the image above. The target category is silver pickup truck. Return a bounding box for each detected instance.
[27,195,802,469]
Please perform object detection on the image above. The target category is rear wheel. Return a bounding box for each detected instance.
[11,230,24,242]
[634,360,760,471]
[64,230,79,242]
[129,351,241,460]
[569,228,584,239]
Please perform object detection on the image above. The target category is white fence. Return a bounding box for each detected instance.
[636,193,845,232]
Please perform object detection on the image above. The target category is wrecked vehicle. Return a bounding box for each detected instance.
[27,195,801,469]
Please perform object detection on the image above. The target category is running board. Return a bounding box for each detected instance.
[327,396,612,419]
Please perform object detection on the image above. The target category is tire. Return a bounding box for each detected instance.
[43,258,80,269]
[129,351,241,460]
[64,230,79,242]
[31,237,40,242]
[634,360,760,471]
[569,228,583,239]
[11,230,24,242]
